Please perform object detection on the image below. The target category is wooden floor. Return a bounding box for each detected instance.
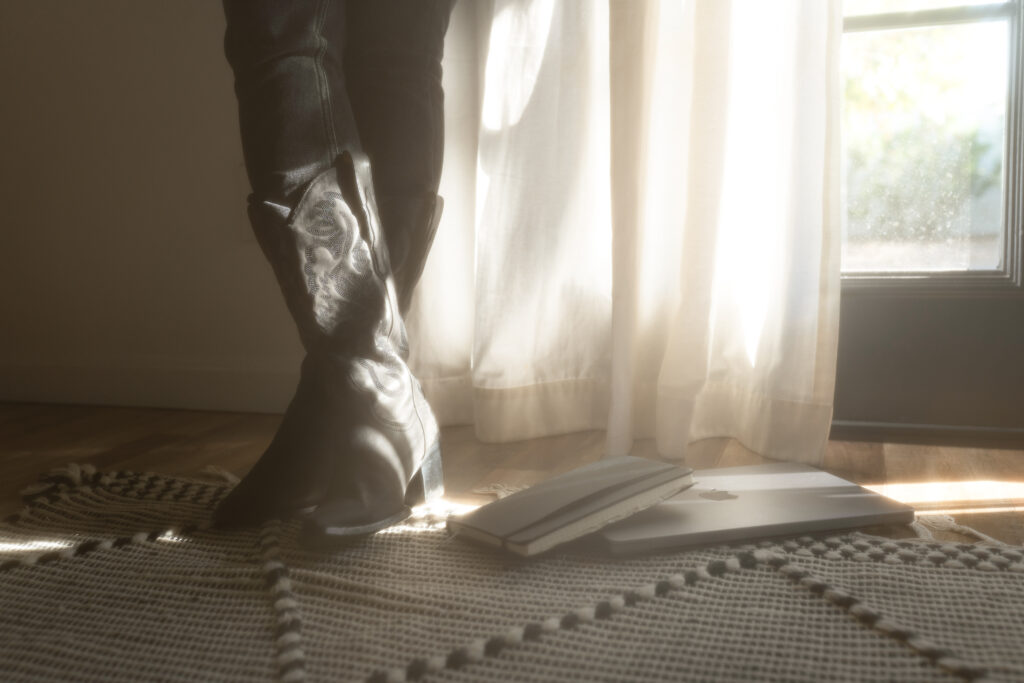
[2,402,1023,544]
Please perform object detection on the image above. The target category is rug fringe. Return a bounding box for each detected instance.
[913,514,1009,547]
[20,463,99,500]
[199,465,241,485]
[472,483,528,500]
[19,463,238,506]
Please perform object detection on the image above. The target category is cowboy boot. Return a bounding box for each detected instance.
[305,151,443,537]
[214,150,442,533]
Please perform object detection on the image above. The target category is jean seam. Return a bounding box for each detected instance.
[314,0,338,165]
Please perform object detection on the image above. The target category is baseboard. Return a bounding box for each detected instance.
[0,362,298,414]
[830,420,1024,449]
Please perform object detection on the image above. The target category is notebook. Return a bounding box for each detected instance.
[448,456,694,557]
[599,462,914,556]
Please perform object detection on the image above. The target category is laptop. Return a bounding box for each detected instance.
[599,462,914,556]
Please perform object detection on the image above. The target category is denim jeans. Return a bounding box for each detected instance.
[222,0,454,245]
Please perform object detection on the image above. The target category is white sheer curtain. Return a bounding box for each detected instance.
[406,0,842,464]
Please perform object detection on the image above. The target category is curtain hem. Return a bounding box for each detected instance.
[657,381,833,465]
[473,377,610,443]
[421,374,475,427]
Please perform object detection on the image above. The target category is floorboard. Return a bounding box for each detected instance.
[2,402,1022,544]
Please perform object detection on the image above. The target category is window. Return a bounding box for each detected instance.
[841,0,1021,280]
[832,0,1024,445]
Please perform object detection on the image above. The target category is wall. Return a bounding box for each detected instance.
[0,1,479,414]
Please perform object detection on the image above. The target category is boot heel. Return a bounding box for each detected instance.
[405,443,444,506]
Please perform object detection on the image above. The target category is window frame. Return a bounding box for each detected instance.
[840,1,1024,297]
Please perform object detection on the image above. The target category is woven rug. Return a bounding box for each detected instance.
[2,466,1023,682]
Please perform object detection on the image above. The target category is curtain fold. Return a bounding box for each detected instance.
[407,0,842,464]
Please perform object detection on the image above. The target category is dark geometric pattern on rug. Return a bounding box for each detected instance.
[2,466,1023,682]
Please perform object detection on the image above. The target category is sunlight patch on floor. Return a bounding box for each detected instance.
[155,531,189,544]
[0,538,74,553]
[918,505,1024,516]
[865,480,1024,514]
[375,498,480,535]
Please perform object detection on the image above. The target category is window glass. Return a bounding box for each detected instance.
[842,20,1008,272]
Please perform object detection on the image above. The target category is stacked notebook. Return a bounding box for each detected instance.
[447,456,694,557]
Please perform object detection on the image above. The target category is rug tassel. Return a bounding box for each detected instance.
[472,483,528,500]
[20,463,97,499]
[914,514,1008,546]
[200,465,241,485]
[910,519,936,541]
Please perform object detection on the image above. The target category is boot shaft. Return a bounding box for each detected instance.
[249,152,409,358]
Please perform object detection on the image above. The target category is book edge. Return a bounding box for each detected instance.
[507,476,694,557]
[457,457,686,537]
[505,470,693,546]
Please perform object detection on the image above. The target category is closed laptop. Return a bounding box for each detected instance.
[600,462,914,556]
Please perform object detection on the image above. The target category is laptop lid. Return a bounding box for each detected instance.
[600,462,914,556]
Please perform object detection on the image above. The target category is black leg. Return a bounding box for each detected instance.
[344,0,455,279]
[223,0,362,205]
